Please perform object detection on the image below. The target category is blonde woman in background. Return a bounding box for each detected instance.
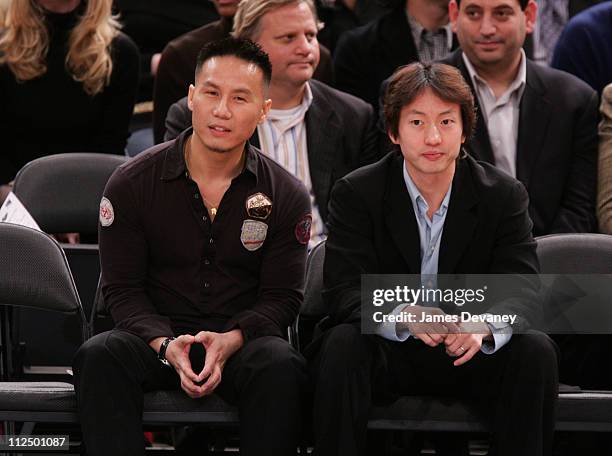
[0,0,139,201]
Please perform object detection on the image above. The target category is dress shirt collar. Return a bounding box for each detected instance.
[265,82,313,123]
[461,49,527,103]
[402,162,452,218]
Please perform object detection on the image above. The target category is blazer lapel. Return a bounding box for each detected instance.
[516,62,552,187]
[378,4,419,70]
[305,81,340,222]
[384,155,421,273]
[438,158,479,272]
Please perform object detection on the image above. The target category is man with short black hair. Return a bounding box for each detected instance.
[74,37,311,456]
[445,0,599,236]
[165,0,380,248]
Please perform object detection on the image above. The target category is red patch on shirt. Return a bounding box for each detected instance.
[295,214,312,245]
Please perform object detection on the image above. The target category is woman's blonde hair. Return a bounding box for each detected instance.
[0,0,121,96]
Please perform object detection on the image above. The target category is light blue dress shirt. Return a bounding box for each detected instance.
[374,162,511,354]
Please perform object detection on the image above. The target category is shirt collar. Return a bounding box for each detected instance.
[303,81,313,109]
[406,13,453,53]
[161,127,259,183]
[402,162,452,217]
[462,49,527,102]
[266,81,313,121]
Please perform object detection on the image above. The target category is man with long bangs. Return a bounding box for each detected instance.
[310,62,558,456]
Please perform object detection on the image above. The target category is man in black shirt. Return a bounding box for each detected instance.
[73,38,312,456]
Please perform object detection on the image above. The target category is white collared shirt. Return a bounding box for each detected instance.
[462,50,527,178]
[256,83,326,248]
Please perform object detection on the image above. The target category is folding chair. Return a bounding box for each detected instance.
[11,153,126,377]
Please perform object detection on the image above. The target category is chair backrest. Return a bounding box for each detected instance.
[536,233,612,335]
[296,241,327,351]
[89,277,115,336]
[13,153,127,237]
[302,240,327,318]
[0,223,86,335]
[0,223,88,378]
[536,233,612,273]
[0,224,82,314]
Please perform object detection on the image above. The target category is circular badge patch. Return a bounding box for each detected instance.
[99,197,114,227]
[295,214,312,245]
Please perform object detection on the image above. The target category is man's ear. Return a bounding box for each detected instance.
[259,99,272,124]
[524,0,537,35]
[187,84,195,111]
[449,0,459,33]
[388,130,400,145]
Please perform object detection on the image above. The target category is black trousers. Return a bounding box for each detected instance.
[73,330,307,456]
[311,324,558,456]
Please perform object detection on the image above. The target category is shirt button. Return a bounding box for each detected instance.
[202,215,207,222]
[194,193,199,199]
[209,238,214,244]
[204,259,210,265]
[204,282,210,288]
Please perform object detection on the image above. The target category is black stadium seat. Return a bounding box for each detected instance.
[11,153,126,378]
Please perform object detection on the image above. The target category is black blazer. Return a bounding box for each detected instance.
[163,79,380,223]
[333,2,458,112]
[442,50,599,236]
[322,152,540,332]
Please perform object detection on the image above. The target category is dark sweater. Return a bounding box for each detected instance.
[551,2,612,95]
[0,7,140,184]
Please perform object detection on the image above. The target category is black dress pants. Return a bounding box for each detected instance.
[73,330,307,456]
[311,324,558,456]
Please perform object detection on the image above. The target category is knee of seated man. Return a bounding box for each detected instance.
[510,331,559,373]
[244,336,307,379]
[318,323,372,370]
[73,330,143,375]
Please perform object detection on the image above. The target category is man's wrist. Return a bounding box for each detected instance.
[149,336,168,353]
[224,329,245,353]
[157,337,176,366]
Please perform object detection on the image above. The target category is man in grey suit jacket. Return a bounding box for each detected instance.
[444,0,599,236]
[165,0,379,247]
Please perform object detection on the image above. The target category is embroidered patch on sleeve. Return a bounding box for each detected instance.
[99,197,114,227]
[295,214,312,245]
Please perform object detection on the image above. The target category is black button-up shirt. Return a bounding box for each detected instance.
[99,128,311,343]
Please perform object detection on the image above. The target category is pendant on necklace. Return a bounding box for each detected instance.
[211,207,217,216]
